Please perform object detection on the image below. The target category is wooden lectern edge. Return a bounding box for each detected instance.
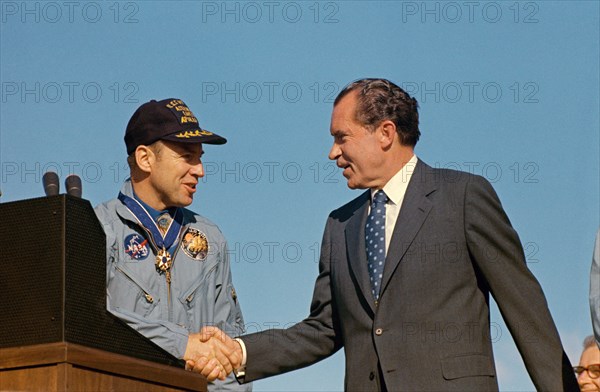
[0,342,207,390]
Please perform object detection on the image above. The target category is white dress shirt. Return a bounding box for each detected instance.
[369,154,418,254]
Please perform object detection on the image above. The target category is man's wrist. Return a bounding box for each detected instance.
[233,338,247,378]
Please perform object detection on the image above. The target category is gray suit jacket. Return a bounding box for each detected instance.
[241,160,578,391]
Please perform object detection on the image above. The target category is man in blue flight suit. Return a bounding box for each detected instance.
[95,98,250,391]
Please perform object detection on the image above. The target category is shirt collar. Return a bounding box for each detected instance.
[118,178,174,222]
[131,187,173,221]
[370,154,418,205]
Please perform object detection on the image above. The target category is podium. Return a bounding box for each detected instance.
[0,195,206,391]
[1,342,205,391]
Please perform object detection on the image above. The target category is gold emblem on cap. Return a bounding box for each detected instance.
[165,99,185,109]
[175,129,214,139]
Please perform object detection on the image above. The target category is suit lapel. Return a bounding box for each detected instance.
[380,161,436,298]
[344,191,376,312]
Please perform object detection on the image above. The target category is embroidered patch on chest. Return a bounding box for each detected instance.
[124,233,149,260]
[181,228,209,261]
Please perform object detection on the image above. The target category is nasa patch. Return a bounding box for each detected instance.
[124,233,149,260]
[181,228,209,261]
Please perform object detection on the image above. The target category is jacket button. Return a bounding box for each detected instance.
[375,328,383,336]
[369,372,375,380]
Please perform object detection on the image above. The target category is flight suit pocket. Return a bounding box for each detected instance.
[441,353,495,380]
[181,279,208,309]
[110,265,158,318]
[179,265,217,327]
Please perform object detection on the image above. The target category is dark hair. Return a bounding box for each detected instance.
[335,78,420,147]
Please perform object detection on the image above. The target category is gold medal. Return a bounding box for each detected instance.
[155,247,172,273]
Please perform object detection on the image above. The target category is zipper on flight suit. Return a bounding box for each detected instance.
[166,270,172,310]
[165,245,182,322]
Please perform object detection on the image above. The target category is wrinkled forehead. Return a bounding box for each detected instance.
[580,345,600,365]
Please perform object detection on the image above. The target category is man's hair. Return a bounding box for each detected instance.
[335,78,420,147]
[583,335,598,350]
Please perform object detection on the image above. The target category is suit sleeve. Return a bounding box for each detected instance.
[463,176,578,391]
[240,218,343,382]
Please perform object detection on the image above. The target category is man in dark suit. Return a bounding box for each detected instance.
[191,78,578,391]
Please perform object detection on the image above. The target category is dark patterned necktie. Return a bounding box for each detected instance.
[366,190,388,300]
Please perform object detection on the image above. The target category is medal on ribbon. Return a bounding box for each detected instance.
[118,192,183,275]
[156,247,172,271]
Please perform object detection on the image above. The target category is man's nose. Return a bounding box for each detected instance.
[191,161,204,178]
[328,143,341,161]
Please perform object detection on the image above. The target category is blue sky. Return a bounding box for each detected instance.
[1,1,599,390]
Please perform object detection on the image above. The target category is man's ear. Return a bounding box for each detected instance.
[378,120,397,150]
[135,145,154,174]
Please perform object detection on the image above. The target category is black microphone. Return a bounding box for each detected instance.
[42,172,60,196]
[65,174,82,198]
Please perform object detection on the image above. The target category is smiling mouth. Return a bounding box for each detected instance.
[184,183,197,192]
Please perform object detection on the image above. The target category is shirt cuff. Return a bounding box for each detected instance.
[233,338,247,379]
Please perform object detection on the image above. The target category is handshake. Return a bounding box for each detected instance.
[183,326,244,381]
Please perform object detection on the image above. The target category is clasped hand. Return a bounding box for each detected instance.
[183,326,242,381]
